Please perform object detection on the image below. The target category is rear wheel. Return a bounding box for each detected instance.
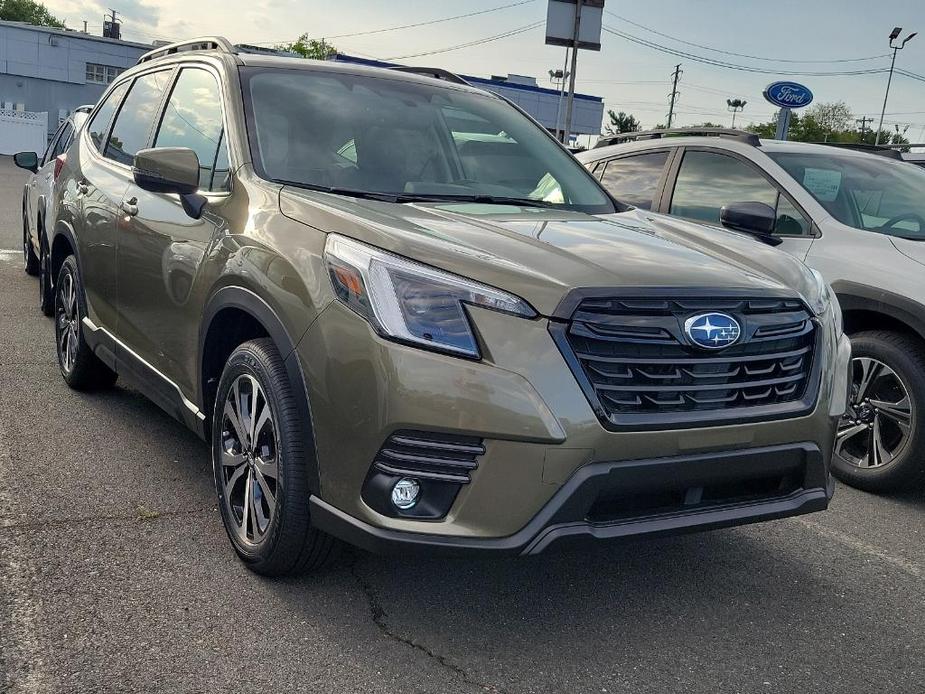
[23,212,39,276]
[54,256,117,390]
[832,331,925,492]
[212,338,338,576]
[38,235,53,316]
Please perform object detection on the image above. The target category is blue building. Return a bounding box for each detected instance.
[0,20,151,138]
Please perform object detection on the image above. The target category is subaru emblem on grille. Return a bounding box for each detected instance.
[684,312,741,350]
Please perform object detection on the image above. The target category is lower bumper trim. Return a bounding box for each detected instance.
[310,442,832,556]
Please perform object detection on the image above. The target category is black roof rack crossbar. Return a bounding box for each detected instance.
[815,142,904,159]
[137,36,236,64]
[596,127,760,148]
[388,66,469,86]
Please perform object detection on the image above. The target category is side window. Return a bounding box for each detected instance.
[105,70,172,166]
[670,150,778,224]
[87,81,129,152]
[599,151,669,210]
[774,195,812,236]
[50,122,74,160]
[154,68,229,191]
[41,122,67,165]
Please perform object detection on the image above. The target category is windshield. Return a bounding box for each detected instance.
[242,67,614,213]
[769,150,925,240]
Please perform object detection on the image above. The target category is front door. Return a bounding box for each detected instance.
[116,66,232,397]
[663,148,816,261]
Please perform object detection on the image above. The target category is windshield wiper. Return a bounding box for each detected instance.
[279,182,558,208]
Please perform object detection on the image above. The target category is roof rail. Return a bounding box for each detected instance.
[596,127,760,148]
[137,36,235,64]
[816,142,904,160]
[388,66,469,86]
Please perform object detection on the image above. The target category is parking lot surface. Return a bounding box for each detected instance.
[1,155,924,693]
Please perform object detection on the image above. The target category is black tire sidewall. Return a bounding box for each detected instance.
[212,341,307,569]
[832,332,925,490]
[39,241,53,316]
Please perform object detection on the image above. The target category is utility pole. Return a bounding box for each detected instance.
[876,26,917,145]
[856,115,873,140]
[103,8,121,39]
[667,64,681,129]
[549,62,570,141]
[562,0,584,145]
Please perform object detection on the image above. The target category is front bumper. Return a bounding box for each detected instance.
[298,299,848,546]
[311,443,833,555]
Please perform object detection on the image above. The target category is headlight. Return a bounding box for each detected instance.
[324,234,536,358]
[805,267,842,334]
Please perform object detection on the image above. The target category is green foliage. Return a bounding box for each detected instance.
[0,0,64,27]
[745,101,910,147]
[276,34,337,60]
[605,110,641,135]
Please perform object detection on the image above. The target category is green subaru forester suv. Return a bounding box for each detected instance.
[47,37,851,576]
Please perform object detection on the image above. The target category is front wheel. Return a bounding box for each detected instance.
[212,338,338,576]
[832,331,925,492]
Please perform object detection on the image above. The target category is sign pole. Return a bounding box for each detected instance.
[775,107,792,141]
[562,0,583,144]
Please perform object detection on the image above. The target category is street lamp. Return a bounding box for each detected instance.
[727,98,747,128]
[549,68,570,140]
[876,27,917,145]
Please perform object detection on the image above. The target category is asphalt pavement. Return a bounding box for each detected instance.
[1,155,924,693]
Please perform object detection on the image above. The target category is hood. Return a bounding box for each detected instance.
[279,188,817,316]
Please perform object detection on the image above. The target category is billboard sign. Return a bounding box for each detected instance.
[545,0,605,51]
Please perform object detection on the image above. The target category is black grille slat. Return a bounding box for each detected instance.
[561,296,817,421]
[373,431,484,484]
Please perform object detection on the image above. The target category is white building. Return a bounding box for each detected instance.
[0,20,150,140]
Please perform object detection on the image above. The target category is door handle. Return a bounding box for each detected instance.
[121,197,139,217]
[77,180,89,195]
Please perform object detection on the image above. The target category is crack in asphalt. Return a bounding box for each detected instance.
[349,559,506,694]
[0,507,214,532]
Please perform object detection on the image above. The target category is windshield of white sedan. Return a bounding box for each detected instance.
[769,151,925,240]
[243,68,614,213]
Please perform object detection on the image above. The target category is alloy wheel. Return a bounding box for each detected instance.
[835,357,914,469]
[220,375,280,545]
[55,271,79,373]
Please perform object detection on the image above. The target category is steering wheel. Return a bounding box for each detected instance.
[880,212,925,231]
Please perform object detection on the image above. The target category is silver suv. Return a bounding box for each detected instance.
[579,130,925,492]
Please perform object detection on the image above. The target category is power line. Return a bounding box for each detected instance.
[602,26,891,77]
[384,21,543,61]
[250,0,539,46]
[604,11,891,64]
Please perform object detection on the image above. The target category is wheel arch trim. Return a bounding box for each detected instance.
[832,280,925,343]
[199,285,322,495]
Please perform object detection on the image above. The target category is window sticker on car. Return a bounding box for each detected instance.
[803,168,842,202]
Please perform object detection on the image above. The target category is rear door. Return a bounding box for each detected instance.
[116,65,231,395]
[661,147,816,260]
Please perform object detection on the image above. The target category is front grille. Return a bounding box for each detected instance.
[373,431,485,484]
[554,295,819,428]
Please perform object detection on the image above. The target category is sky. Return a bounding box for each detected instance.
[42,0,925,139]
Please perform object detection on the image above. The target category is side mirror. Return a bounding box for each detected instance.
[14,151,39,173]
[133,147,207,219]
[720,201,782,246]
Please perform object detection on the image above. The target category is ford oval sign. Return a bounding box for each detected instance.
[763,81,813,109]
[684,313,742,350]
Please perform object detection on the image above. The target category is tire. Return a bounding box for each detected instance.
[54,256,118,391]
[832,330,925,492]
[38,237,54,317]
[212,338,339,576]
[23,211,39,276]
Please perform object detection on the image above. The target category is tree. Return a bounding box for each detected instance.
[806,101,853,141]
[604,110,640,135]
[276,34,337,60]
[0,0,64,27]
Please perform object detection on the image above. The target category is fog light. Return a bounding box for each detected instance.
[391,478,420,509]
